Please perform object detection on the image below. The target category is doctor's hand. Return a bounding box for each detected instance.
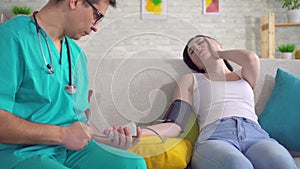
[61,122,93,150]
[101,126,142,150]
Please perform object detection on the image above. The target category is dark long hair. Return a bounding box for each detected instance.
[183,35,233,73]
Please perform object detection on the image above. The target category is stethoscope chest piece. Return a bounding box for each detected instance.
[65,84,77,94]
[47,64,54,74]
[33,11,76,95]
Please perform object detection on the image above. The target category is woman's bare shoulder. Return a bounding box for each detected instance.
[180,73,194,82]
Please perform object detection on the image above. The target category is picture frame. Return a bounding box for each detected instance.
[203,0,221,15]
[141,0,167,20]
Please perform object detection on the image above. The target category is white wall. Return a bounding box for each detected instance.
[1,0,300,126]
[1,0,300,80]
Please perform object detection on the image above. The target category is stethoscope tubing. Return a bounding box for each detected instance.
[32,11,76,94]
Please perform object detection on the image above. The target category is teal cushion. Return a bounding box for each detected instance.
[259,68,300,151]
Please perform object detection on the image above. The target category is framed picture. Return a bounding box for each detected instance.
[141,0,167,20]
[203,0,221,15]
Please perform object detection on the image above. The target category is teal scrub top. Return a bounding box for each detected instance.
[0,15,89,168]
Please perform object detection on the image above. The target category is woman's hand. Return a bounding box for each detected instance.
[101,126,141,150]
[204,37,220,59]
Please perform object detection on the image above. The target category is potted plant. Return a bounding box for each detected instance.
[12,6,32,15]
[275,0,300,22]
[277,43,296,59]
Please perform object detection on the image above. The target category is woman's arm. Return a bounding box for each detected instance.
[218,50,260,89]
[173,73,194,104]
[142,73,194,138]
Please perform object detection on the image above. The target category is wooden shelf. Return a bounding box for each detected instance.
[261,12,300,58]
[275,23,300,26]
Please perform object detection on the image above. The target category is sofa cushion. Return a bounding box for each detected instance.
[129,112,198,169]
[259,68,300,151]
[178,112,199,145]
[129,136,193,169]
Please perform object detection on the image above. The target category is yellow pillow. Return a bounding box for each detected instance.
[129,136,193,169]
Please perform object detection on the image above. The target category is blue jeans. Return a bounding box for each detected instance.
[192,117,297,169]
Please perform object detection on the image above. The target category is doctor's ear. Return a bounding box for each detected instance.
[68,0,81,10]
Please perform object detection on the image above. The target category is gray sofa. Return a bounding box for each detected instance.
[89,58,300,168]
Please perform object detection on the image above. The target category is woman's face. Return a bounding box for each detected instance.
[187,37,222,70]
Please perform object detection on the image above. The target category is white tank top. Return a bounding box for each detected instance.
[192,70,258,129]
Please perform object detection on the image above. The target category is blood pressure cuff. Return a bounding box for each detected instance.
[163,100,192,132]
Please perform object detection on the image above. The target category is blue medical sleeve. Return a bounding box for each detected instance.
[0,28,23,112]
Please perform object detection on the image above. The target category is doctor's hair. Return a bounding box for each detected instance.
[183,35,233,73]
[86,0,116,8]
[51,0,116,7]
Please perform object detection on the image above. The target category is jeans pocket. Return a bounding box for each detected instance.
[250,122,270,137]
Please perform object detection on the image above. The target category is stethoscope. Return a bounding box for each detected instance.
[33,11,76,94]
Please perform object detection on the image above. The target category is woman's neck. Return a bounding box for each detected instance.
[204,62,232,80]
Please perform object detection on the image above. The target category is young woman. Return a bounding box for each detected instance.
[143,35,297,169]
[0,0,146,168]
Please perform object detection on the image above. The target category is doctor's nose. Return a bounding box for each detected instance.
[91,24,98,32]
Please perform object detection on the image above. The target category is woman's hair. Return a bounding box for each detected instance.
[183,35,233,73]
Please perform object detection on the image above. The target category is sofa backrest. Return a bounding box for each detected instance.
[253,59,300,116]
[89,58,300,130]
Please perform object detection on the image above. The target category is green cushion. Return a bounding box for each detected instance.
[259,68,300,151]
[179,112,199,145]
